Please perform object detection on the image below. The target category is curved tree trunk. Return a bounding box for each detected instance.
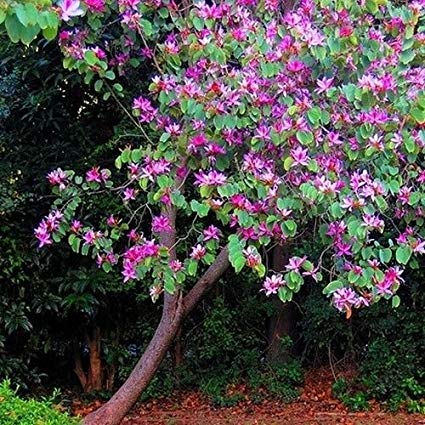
[83,293,184,425]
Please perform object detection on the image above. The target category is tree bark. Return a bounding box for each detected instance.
[73,327,104,392]
[89,327,104,391]
[171,328,184,368]
[266,245,296,364]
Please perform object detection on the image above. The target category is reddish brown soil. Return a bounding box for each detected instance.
[73,369,425,425]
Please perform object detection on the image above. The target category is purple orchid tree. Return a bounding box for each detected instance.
[3,0,425,423]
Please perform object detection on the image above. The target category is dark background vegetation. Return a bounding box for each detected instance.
[0,36,424,415]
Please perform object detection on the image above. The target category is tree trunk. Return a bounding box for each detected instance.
[73,326,105,392]
[171,328,184,368]
[86,326,103,391]
[83,293,184,425]
[266,245,296,364]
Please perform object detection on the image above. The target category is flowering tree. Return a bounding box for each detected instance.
[3,0,425,423]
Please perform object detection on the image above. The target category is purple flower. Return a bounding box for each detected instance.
[58,0,84,21]
[190,244,206,260]
[34,222,53,248]
[132,96,157,122]
[122,259,137,282]
[47,168,68,190]
[203,225,221,241]
[152,215,172,233]
[123,188,137,202]
[84,0,105,13]
[70,220,82,233]
[86,167,105,183]
[83,230,99,245]
[333,288,358,312]
[194,170,227,187]
[262,274,285,296]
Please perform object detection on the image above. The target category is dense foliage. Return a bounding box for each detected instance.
[27,0,425,319]
[0,0,424,420]
[0,380,78,425]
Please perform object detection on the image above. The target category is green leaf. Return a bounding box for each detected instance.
[102,262,112,273]
[104,70,116,80]
[193,16,203,31]
[255,263,266,278]
[365,0,378,13]
[94,79,103,92]
[5,14,24,43]
[84,50,98,66]
[140,19,153,37]
[400,49,415,65]
[20,24,40,45]
[323,280,344,295]
[392,295,401,308]
[14,4,29,26]
[187,260,198,276]
[164,275,176,293]
[296,130,313,145]
[233,256,245,273]
[24,3,39,25]
[395,245,412,265]
[282,220,297,237]
[379,248,392,264]
[283,156,293,171]
[307,107,321,125]
[190,200,210,217]
[411,107,425,124]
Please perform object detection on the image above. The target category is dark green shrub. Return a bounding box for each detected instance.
[332,378,369,412]
[0,380,78,425]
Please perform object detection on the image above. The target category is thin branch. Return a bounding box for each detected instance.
[183,246,230,316]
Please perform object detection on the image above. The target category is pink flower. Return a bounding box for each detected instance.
[286,256,306,272]
[190,244,206,260]
[152,215,172,233]
[106,215,119,226]
[70,220,82,233]
[123,188,137,201]
[47,168,68,190]
[203,225,221,241]
[262,274,285,296]
[315,77,334,94]
[290,146,309,166]
[243,247,261,268]
[333,288,358,312]
[85,167,109,183]
[58,0,84,21]
[339,26,353,37]
[85,0,105,13]
[287,60,304,73]
[194,170,227,187]
[170,260,183,272]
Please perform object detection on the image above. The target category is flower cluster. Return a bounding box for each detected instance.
[35,0,425,314]
[34,211,63,248]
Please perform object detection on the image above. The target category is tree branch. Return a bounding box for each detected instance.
[183,246,230,316]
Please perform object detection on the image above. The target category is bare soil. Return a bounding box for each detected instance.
[73,369,425,425]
